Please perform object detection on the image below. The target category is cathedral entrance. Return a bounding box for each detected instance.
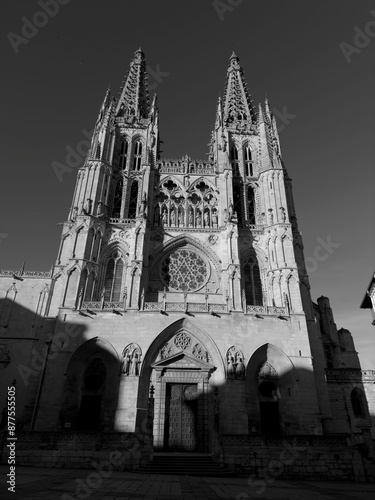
[151,347,215,453]
[164,383,198,451]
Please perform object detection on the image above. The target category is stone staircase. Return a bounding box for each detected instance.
[135,453,233,476]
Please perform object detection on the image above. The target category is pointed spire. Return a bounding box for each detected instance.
[258,102,264,124]
[264,95,271,122]
[215,95,223,130]
[116,48,149,120]
[222,52,256,127]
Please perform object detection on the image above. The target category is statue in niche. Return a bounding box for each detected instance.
[82,198,92,215]
[204,211,210,227]
[188,210,193,226]
[130,352,139,376]
[280,207,286,223]
[71,206,78,221]
[123,353,131,375]
[170,209,176,225]
[235,354,245,379]
[227,353,235,378]
[227,347,246,379]
[178,211,183,226]
[196,210,201,226]
[268,209,273,225]
[212,211,218,226]
[123,344,141,376]
[162,208,167,225]
[96,201,104,217]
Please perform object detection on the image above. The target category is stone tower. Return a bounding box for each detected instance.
[1,49,374,478]
[38,48,334,446]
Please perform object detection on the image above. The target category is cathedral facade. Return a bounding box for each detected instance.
[0,49,374,479]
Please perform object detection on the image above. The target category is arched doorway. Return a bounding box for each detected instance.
[137,319,223,453]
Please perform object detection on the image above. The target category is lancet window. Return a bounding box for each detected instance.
[133,140,143,171]
[103,252,125,301]
[112,179,123,218]
[128,180,139,219]
[233,184,243,225]
[244,145,253,177]
[119,139,128,170]
[230,145,240,176]
[243,255,262,305]
[247,186,255,224]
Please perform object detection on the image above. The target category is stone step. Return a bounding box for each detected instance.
[135,453,234,477]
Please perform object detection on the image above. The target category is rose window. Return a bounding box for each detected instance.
[160,249,208,292]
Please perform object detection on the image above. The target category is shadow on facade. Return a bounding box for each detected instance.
[0,299,374,481]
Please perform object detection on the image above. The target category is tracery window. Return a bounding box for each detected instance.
[243,255,262,305]
[133,140,142,171]
[160,249,208,292]
[112,179,123,218]
[233,184,243,225]
[230,145,239,176]
[244,146,253,177]
[128,180,138,219]
[119,139,128,170]
[248,186,255,224]
[103,252,124,301]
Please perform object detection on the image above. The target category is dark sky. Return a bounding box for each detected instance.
[1,0,374,366]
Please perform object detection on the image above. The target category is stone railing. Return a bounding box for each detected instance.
[108,218,136,225]
[81,301,124,311]
[158,158,215,175]
[143,301,229,314]
[0,269,52,278]
[246,305,289,316]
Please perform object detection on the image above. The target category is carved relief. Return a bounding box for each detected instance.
[122,343,142,376]
[258,361,278,380]
[226,346,245,379]
[158,332,211,362]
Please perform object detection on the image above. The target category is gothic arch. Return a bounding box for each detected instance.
[99,242,129,264]
[64,337,121,376]
[139,318,224,379]
[188,177,218,194]
[156,175,184,193]
[150,233,222,278]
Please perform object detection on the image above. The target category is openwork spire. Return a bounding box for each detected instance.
[223,52,256,127]
[116,48,149,120]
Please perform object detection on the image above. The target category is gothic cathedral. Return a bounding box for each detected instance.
[0,49,374,478]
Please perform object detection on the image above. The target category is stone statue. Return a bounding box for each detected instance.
[212,211,218,226]
[204,211,210,227]
[227,354,235,378]
[83,198,92,215]
[235,355,245,379]
[170,209,176,225]
[196,210,201,226]
[268,209,273,225]
[178,211,183,226]
[71,206,78,221]
[123,354,131,375]
[280,207,286,223]
[188,210,193,226]
[162,209,167,225]
[130,352,139,376]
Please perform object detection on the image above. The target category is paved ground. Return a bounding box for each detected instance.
[1,466,375,500]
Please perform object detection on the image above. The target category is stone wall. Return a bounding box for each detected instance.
[220,434,375,482]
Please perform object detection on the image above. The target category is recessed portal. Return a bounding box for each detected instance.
[164,383,198,451]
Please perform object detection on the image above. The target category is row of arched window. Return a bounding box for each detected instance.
[118,138,143,172]
[230,144,254,177]
[111,178,139,219]
[233,184,256,225]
